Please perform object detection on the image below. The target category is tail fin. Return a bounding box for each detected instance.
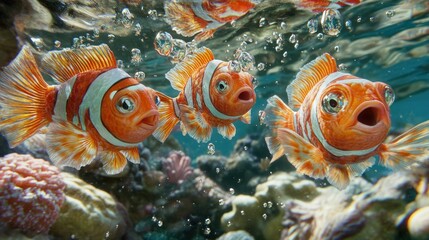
[0,46,52,147]
[153,91,180,142]
[164,0,206,38]
[379,120,429,170]
[264,95,295,162]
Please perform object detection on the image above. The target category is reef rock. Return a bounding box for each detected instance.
[407,206,429,238]
[280,172,416,240]
[221,172,322,240]
[50,173,127,239]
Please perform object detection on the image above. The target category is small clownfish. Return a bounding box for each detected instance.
[0,45,160,174]
[154,47,256,143]
[164,0,259,41]
[295,0,361,12]
[264,53,429,189]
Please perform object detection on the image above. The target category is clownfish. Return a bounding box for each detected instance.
[264,53,429,189]
[154,47,256,143]
[295,0,361,12]
[164,0,259,41]
[0,45,160,174]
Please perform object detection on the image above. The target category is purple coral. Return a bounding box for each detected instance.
[0,153,65,234]
[162,151,193,184]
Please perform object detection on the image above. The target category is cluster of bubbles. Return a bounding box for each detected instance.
[154,31,196,64]
[116,8,134,29]
[130,48,142,65]
[229,49,255,73]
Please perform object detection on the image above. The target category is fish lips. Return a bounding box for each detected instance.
[351,100,390,134]
[138,109,160,131]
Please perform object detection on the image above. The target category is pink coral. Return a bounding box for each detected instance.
[162,151,193,184]
[0,153,65,234]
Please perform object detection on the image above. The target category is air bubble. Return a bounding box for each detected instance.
[238,51,255,72]
[345,20,352,31]
[131,48,142,65]
[228,60,241,73]
[117,60,124,69]
[169,39,187,63]
[108,34,115,43]
[258,110,266,125]
[259,18,267,27]
[207,143,215,155]
[321,9,342,36]
[280,22,287,30]
[154,31,174,56]
[205,218,211,225]
[219,199,225,206]
[316,33,324,40]
[262,213,267,220]
[257,63,265,71]
[54,40,61,48]
[288,34,296,44]
[134,71,146,81]
[334,45,340,52]
[307,19,318,34]
[148,9,158,20]
[229,188,235,195]
[386,10,395,18]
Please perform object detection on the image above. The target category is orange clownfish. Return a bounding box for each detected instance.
[295,0,361,12]
[0,45,160,174]
[265,53,429,189]
[164,0,259,41]
[154,47,256,143]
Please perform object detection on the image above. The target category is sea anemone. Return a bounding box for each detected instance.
[0,153,65,235]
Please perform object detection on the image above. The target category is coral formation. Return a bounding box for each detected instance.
[50,173,128,239]
[162,150,193,184]
[0,153,65,235]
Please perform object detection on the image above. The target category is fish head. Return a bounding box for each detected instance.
[209,62,256,116]
[101,78,160,143]
[317,79,394,150]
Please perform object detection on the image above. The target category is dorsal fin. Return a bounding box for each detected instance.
[286,53,337,109]
[41,44,117,83]
[166,47,214,91]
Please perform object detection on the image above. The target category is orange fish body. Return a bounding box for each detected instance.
[0,45,159,174]
[164,0,258,41]
[265,53,429,189]
[154,47,256,143]
[295,0,361,12]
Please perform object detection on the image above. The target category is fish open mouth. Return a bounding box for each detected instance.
[357,107,380,126]
[235,87,255,104]
[139,110,159,128]
[238,90,252,101]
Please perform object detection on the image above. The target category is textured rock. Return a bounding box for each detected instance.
[0,153,65,235]
[217,230,255,240]
[280,172,416,240]
[407,206,429,238]
[221,172,321,240]
[50,173,127,239]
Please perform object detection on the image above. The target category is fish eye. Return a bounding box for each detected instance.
[217,80,229,92]
[116,97,135,113]
[154,95,161,106]
[384,86,395,106]
[322,92,346,114]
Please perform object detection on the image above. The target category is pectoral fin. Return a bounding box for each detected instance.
[276,128,327,179]
[46,120,97,170]
[180,104,212,142]
[100,150,128,175]
[379,120,429,170]
[217,124,236,140]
